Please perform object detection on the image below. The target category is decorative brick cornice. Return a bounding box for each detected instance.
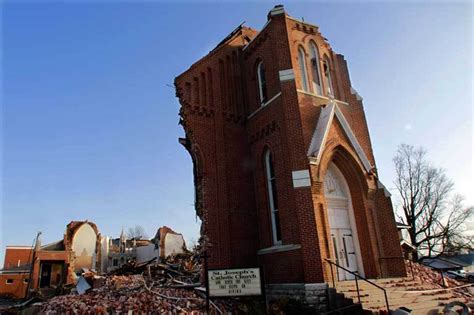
[249,120,280,144]
[223,111,246,125]
[189,106,215,118]
[180,100,215,119]
[294,22,318,35]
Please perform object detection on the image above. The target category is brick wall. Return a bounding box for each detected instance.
[0,273,29,299]
[3,247,32,270]
[176,27,259,269]
[175,5,406,285]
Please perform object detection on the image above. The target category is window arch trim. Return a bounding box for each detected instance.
[323,55,334,97]
[298,46,310,92]
[309,41,323,95]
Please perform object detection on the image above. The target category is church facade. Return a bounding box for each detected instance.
[175,5,405,292]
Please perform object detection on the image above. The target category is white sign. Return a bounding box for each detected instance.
[208,268,262,297]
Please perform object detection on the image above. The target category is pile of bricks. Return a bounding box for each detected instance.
[40,275,208,314]
[405,260,462,289]
[37,252,246,314]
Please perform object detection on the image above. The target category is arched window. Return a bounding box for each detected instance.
[298,47,309,91]
[323,56,334,96]
[264,150,282,244]
[309,41,322,95]
[257,61,268,104]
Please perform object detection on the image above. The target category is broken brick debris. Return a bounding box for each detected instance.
[405,260,467,290]
[36,251,243,314]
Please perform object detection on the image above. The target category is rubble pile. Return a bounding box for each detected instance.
[402,260,473,304]
[40,275,208,314]
[405,260,462,288]
[38,252,236,314]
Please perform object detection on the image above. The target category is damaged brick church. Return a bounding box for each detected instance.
[175,5,405,300]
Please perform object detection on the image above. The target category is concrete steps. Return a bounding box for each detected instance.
[333,277,473,314]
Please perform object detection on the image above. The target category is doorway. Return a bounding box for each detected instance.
[324,163,364,280]
[39,263,52,287]
[39,261,65,288]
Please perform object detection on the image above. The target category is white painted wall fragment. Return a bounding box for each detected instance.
[163,233,186,257]
[136,244,159,263]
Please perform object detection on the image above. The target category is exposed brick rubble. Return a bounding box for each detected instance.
[404,260,468,290]
[337,260,473,313]
[35,252,264,314]
[40,275,213,314]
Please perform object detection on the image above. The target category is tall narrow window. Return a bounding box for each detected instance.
[257,61,268,104]
[323,56,334,96]
[298,47,309,92]
[309,42,322,95]
[264,150,282,244]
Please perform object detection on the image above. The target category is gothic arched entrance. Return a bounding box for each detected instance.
[324,162,365,280]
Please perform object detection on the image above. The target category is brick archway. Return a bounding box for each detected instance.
[316,144,379,279]
[324,162,365,280]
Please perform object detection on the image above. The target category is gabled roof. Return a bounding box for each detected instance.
[307,102,373,173]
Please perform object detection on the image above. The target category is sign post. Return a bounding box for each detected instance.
[202,251,210,314]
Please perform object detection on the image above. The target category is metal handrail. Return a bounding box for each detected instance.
[325,258,390,313]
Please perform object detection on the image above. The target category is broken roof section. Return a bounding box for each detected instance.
[175,24,257,81]
[210,22,247,53]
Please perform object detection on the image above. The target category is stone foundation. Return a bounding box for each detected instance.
[266,283,328,311]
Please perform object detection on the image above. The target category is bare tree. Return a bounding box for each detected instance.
[394,144,473,260]
[127,225,148,239]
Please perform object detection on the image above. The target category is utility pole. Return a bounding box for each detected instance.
[25,232,41,299]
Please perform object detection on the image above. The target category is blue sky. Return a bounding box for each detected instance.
[1,1,472,267]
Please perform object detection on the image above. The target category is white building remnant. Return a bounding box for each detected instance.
[152,226,187,259]
[100,226,187,272]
